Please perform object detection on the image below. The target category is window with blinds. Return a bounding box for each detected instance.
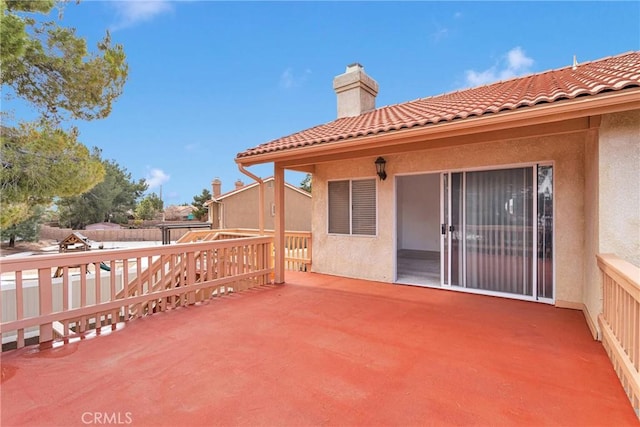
[328,179,376,235]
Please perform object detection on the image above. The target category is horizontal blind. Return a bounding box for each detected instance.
[328,181,350,234]
[352,179,376,235]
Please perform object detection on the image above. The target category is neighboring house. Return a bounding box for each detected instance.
[205,177,311,231]
[236,52,640,337]
[164,205,196,221]
[85,222,122,231]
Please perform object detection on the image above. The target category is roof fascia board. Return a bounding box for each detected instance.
[237,89,640,167]
[276,117,592,169]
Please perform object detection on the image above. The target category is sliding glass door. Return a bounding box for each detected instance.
[441,165,553,301]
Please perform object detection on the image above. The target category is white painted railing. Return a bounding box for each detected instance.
[0,237,273,350]
[597,253,640,420]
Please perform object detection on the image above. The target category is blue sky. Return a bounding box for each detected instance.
[6,1,640,205]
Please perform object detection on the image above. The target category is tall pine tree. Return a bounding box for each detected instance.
[0,0,128,229]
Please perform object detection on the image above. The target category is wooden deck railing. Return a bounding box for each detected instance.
[0,236,273,350]
[597,253,640,419]
[178,229,312,272]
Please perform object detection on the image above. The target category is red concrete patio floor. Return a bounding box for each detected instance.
[1,272,637,426]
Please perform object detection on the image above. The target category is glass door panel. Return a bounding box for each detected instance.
[450,172,463,287]
[537,165,554,299]
[441,173,449,285]
[441,166,552,300]
[464,167,533,295]
[442,172,463,287]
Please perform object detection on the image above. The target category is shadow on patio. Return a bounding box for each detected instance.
[1,271,637,426]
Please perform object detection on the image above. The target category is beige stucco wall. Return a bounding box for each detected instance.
[580,110,640,337]
[312,130,588,305]
[598,110,640,267]
[217,183,312,231]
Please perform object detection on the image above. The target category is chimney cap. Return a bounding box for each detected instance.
[333,63,379,118]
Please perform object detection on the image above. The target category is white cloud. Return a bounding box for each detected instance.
[506,47,534,73]
[109,0,173,30]
[465,47,535,87]
[279,68,312,89]
[145,168,170,189]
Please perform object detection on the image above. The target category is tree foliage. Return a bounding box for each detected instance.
[300,174,312,193]
[0,205,44,247]
[0,123,104,228]
[57,151,147,229]
[192,188,211,221]
[0,0,128,228]
[135,193,163,221]
[1,0,128,123]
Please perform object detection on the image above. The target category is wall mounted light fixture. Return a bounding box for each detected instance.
[375,157,387,181]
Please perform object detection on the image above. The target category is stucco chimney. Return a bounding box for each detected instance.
[212,178,221,198]
[235,179,244,190]
[332,63,379,118]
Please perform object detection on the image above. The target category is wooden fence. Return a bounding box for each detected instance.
[0,237,273,350]
[597,253,640,420]
[39,225,193,242]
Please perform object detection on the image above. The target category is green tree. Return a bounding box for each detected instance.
[1,0,128,124]
[0,0,128,228]
[192,188,212,221]
[57,151,147,229]
[300,174,312,193]
[0,205,44,247]
[0,123,104,228]
[135,193,163,221]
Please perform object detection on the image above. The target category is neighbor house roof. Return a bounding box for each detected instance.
[237,51,640,160]
[204,177,310,206]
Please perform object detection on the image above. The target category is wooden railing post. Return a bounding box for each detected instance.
[38,268,53,348]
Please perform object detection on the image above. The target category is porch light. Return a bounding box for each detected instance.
[375,157,387,181]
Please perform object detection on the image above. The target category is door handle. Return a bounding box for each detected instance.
[449,225,455,232]
[441,224,447,235]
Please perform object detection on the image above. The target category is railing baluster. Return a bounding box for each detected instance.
[79,264,87,333]
[135,257,142,317]
[187,252,196,305]
[159,254,166,312]
[94,262,101,328]
[62,266,69,336]
[15,271,24,348]
[122,257,129,320]
[109,260,116,325]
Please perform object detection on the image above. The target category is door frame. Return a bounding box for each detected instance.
[395,161,556,304]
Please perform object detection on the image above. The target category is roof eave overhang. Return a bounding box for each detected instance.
[236,88,640,168]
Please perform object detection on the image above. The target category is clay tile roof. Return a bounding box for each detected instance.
[237,51,640,159]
